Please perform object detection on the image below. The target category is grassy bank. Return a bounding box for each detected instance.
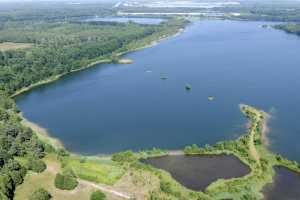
[113,105,300,200]
[15,105,300,200]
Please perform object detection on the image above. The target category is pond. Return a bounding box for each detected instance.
[263,166,300,200]
[141,154,250,191]
[16,20,300,159]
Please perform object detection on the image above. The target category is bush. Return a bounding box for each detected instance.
[29,188,51,200]
[28,159,47,173]
[111,151,137,163]
[90,190,106,200]
[62,167,77,178]
[160,180,181,197]
[54,173,78,190]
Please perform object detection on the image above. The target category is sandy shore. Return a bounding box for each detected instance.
[261,112,271,146]
[20,113,64,150]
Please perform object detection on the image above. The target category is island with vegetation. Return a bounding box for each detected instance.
[273,23,300,36]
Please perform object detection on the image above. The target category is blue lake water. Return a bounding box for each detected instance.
[82,17,165,25]
[16,20,300,161]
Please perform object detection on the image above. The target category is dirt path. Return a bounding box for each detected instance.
[243,105,268,164]
[168,150,184,156]
[249,127,260,163]
[41,155,132,200]
[79,180,131,199]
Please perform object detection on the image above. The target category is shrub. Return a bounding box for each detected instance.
[112,151,137,163]
[54,173,78,190]
[160,180,181,197]
[28,158,47,173]
[90,190,106,200]
[62,167,77,178]
[29,188,51,200]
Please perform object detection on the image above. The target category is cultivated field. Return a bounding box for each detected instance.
[0,42,32,51]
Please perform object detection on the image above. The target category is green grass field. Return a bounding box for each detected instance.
[61,155,125,185]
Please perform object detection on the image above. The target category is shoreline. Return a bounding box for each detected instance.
[16,25,186,154]
[20,113,64,150]
[11,26,185,99]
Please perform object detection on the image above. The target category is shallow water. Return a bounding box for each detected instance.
[263,167,300,200]
[16,20,300,159]
[141,154,250,191]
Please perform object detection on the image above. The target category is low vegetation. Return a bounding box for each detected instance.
[54,173,78,190]
[27,158,47,173]
[60,155,124,185]
[90,190,106,200]
[29,188,52,200]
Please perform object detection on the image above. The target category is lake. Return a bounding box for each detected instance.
[82,17,165,25]
[16,20,300,161]
[263,167,300,200]
[141,154,250,191]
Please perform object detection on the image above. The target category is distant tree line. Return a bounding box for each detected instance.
[0,21,161,94]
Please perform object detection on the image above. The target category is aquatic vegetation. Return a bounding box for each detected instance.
[160,75,168,80]
[185,84,192,91]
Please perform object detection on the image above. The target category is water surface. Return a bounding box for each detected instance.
[263,167,300,200]
[16,20,300,160]
[142,154,250,191]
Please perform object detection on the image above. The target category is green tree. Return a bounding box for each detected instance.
[90,190,106,200]
[28,158,47,173]
[54,173,78,190]
[29,188,52,200]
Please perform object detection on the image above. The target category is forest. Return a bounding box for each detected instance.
[0,18,186,95]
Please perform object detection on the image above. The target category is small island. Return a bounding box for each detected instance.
[185,84,192,91]
[160,74,168,80]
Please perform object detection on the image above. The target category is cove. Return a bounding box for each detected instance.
[16,20,300,160]
[263,167,300,200]
[141,154,250,191]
